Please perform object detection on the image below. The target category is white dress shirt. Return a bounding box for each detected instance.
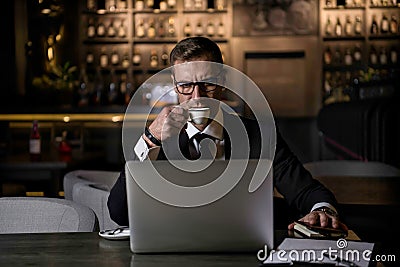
[134,108,225,161]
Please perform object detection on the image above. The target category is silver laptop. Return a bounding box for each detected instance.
[125,159,274,253]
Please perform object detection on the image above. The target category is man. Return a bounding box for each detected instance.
[108,36,348,232]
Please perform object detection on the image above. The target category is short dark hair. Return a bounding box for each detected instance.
[170,37,223,65]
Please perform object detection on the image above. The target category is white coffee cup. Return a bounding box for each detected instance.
[188,107,210,125]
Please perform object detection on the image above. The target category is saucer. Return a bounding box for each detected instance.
[98,227,130,240]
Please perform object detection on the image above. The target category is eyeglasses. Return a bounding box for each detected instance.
[173,77,218,95]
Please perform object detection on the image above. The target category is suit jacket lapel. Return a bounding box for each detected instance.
[223,127,231,160]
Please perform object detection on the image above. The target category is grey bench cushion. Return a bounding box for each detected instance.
[0,197,98,233]
[63,170,120,231]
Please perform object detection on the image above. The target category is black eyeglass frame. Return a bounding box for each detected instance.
[172,69,224,95]
[173,78,219,95]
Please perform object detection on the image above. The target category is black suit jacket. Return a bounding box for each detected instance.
[107,113,338,226]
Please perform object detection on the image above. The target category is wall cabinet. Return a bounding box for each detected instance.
[78,0,231,108]
[320,0,400,105]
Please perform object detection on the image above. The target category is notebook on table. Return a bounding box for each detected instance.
[125,159,274,254]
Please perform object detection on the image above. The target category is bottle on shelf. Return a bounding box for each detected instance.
[194,0,204,10]
[117,19,127,38]
[381,0,389,6]
[100,47,109,68]
[146,0,154,9]
[354,16,363,35]
[345,0,354,7]
[29,120,41,161]
[167,0,176,9]
[110,48,120,66]
[380,14,389,34]
[118,0,128,10]
[344,47,353,65]
[325,0,333,7]
[108,0,117,12]
[161,45,169,66]
[135,0,145,10]
[344,15,353,36]
[379,46,388,65]
[325,16,333,36]
[206,20,215,37]
[87,0,97,12]
[119,72,128,105]
[216,0,225,10]
[87,18,96,38]
[323,46,332,65]
[167,17,176,37]
[217,20,225,37]
[132,48,142,66]
[136,18,146,38]
[147,18,156,38]
[333,46,342,65]
[160,0,168,11]
[334,17,342,37]
[122,73,134,105]
[184,0,192,10]
[96,19,106,37]
[370,15,379,35]
[92,67,105,105]
[158,18,166,38]
[183,21,192,37]
[369,45,378,65]
[195,21,204,36]
[371,0,380,6]
[323,71,333,100]
[108,69,119,105]
[58,131,72,161]
[47,35,55,62]
[150,49,159,68]
[86,50,95,65]
[107,19,116,37]
[122,51,130,68]
[390,46,398,64]
[353,44,362,63]
[77,66,89,107]
[389,15,398,34]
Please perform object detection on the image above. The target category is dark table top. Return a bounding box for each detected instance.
[0,148,104,166]
[1,231,397,267]
[0,148,107,197]
[0,231,272,267]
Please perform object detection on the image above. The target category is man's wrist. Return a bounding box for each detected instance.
[314,207,338,218]
[144,127,162,147]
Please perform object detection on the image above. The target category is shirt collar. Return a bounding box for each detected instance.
[186,108,224,140]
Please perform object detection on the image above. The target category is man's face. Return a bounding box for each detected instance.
[172,60,223,113]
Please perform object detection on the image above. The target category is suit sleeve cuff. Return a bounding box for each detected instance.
[311,202,338,216]
[134,137,161,161]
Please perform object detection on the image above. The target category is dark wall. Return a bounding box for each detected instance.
[4,0,80,106]
[1,1,16,104]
